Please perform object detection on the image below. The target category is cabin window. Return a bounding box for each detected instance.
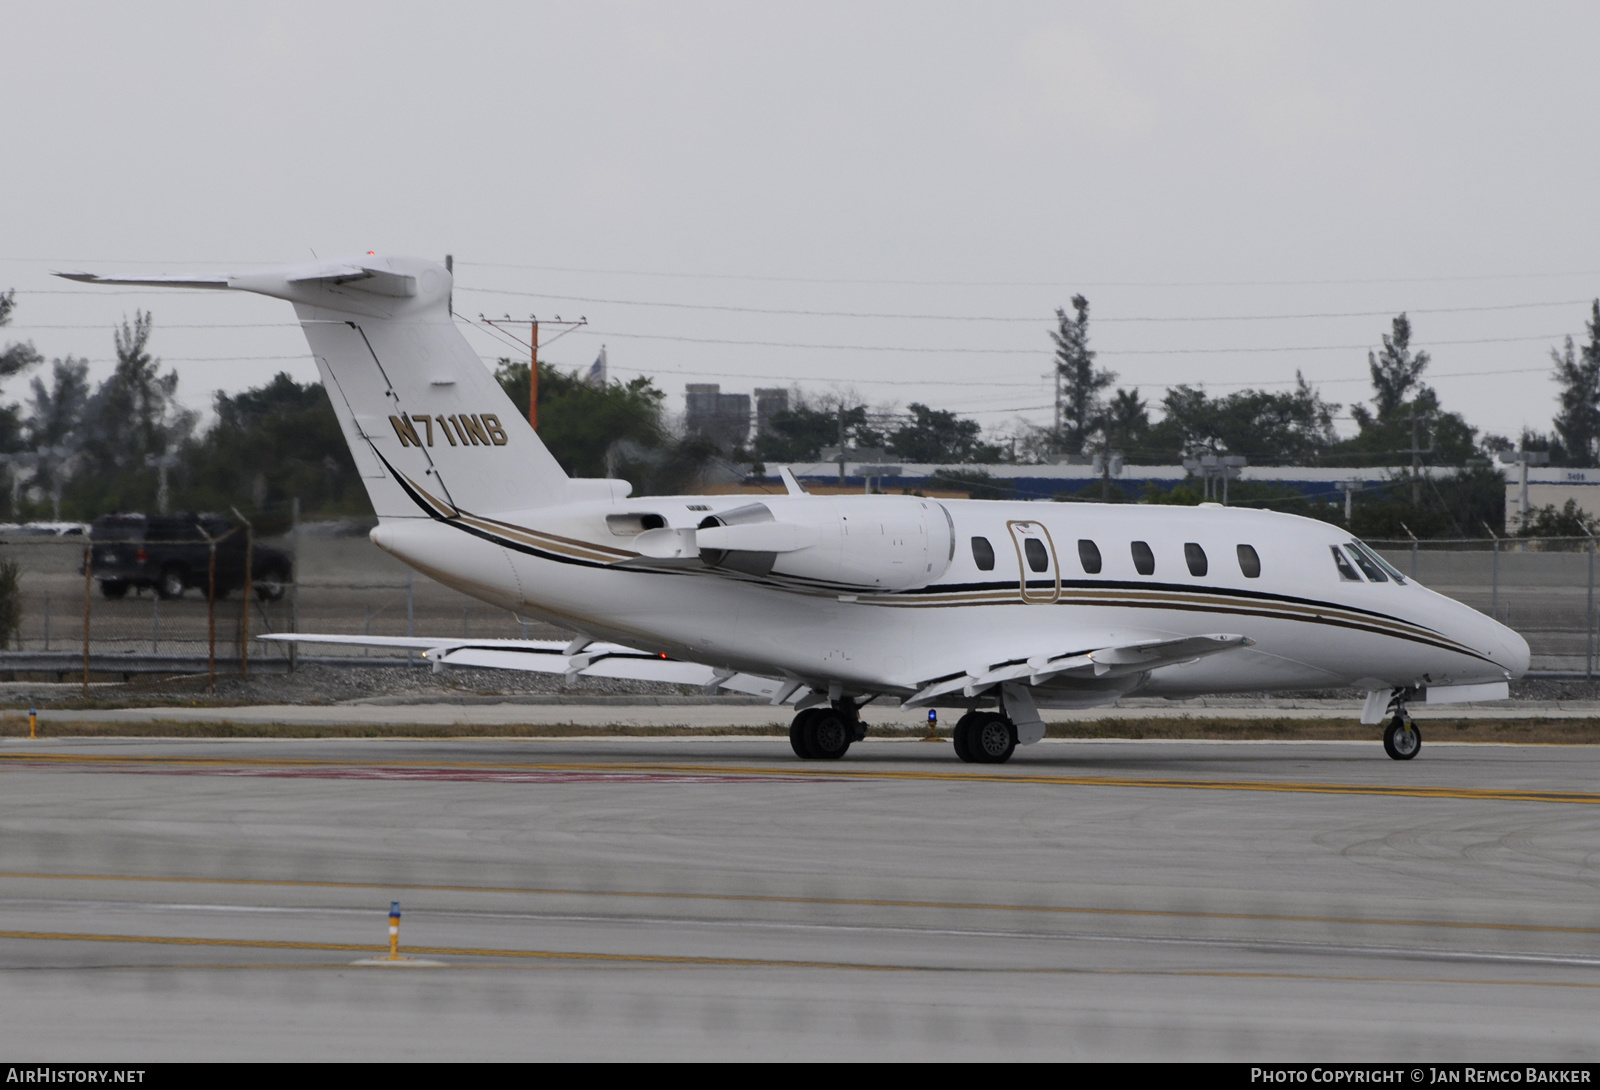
[1077,539,1102,574]
[1331,545,1362,581]
[1343,544,1388,582]
[1236,544,1261,578]
[1024,537,1049,573]
[1184,543,1208,577]
[971,536,995,571]
[1131,540,1155,576]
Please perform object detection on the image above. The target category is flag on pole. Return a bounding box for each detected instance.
[585,346,607,387]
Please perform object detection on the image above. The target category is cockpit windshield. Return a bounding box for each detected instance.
[1348,540,1407,585]
[1331,545,1362,582]
[1343,545,1387,582]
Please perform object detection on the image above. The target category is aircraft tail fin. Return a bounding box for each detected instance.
[59,256,616,519]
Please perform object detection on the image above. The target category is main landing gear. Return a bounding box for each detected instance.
[789,705,866,760]
[952,711,1017,765]
[1383,707,1422,761]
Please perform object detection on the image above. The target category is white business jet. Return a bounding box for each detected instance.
[61,255,1529,763]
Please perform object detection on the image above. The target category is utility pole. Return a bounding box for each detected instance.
[837,403,847,486]
[1335,479,1364,525]
[145,450,179,514]
[1406,411,1433,508]
[529,320,539,430]
[1053,366,1064,462]
[1498,449,1550,529]
[482,316,586,434]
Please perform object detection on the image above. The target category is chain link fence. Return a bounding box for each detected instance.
[1369,537,1597,677]
[0,528,560,689]
[0,529,1593,686]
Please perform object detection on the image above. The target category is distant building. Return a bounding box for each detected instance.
[685,384,752,450]
[754,388,789,438]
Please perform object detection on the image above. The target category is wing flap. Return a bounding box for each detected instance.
[902,633,1254,707]
[256,632,784,698]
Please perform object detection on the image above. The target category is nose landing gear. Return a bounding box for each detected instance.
[1383,709,1422,760]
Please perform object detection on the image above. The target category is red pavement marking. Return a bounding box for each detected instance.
[164,766,816,785]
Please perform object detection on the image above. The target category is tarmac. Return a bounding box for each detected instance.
[11,694,1600,729]
[1,734,1598,1060]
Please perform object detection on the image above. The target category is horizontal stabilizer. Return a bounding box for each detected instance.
[57,260,417,299]
[57,272,230,289]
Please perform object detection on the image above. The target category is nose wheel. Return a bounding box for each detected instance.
[1383,711,1421,760]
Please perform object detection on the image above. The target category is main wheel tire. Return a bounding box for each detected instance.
[1383,716,1422,760]
[156,566,187,600]
[99,580,129,600]
[971,714,1018,764]
[952,712,982,763]
[789,709,822,759]
[807,711,852,760]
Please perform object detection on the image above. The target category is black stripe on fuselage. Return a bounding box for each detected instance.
[377,460,1491,667]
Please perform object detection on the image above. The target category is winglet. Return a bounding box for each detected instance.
[779,467,808,496]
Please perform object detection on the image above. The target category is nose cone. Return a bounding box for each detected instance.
[1493,619,1531,678]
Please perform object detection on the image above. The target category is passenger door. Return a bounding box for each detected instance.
[1007,520,1060,604]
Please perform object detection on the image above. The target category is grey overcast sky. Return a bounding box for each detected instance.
[3,1,1598,444]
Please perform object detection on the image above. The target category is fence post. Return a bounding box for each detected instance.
[231,507,253,680]
[43,592,49,652]
[1587,530,1595,681]
[1480,523,1501,621]
[206,538,217,696]
[81,544,91,697]
[151,593,159,653]
[406,571,415,667]
[288,497,299,674]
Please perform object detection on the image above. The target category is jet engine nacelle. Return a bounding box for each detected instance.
[689,495,955,592]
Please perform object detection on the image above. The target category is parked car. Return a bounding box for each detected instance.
[87,513,294,601]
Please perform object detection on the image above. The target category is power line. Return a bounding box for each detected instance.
[457,285,1596,325]
[8,256,1600,289]
[454,260,1600,290]
[575,327,1578,356]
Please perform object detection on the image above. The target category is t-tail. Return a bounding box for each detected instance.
[58,255,616,521]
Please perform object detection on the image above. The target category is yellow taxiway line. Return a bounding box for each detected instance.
[4,751,1600,806]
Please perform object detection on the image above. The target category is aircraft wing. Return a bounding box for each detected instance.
[256,633,788,700]
[902,632,1254,708]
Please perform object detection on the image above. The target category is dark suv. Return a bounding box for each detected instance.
[88,513,294,601]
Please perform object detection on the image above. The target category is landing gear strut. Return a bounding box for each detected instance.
[788,703,864,760]
[953,711,1016,765]
[1383,708,1422,761]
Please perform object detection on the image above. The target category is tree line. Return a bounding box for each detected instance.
[1,287,1596,536]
